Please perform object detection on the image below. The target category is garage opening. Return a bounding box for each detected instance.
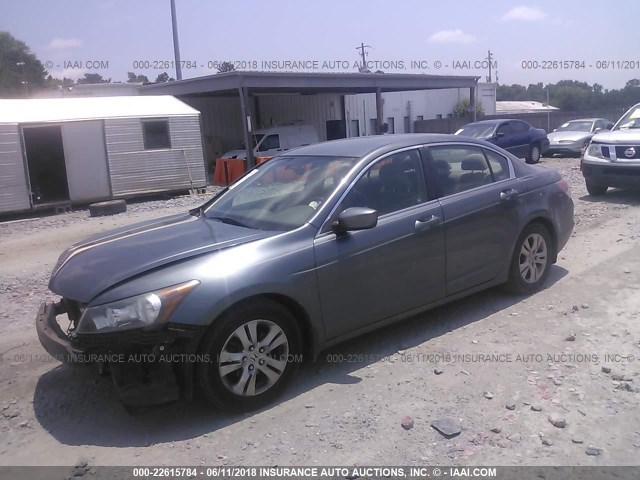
[22,125,69,204]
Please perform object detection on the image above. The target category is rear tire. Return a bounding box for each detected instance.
[196,299,302,411]
[505,223,553,294]
[586,182,608,196]
[526,144,541,164]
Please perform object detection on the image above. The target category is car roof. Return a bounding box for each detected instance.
[562,118,600,122]
[464,119,520,125]
[286,133,488,157]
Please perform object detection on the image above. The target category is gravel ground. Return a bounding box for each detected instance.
[0,157,639,469]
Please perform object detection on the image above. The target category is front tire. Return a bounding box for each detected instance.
[526,144,541,164]
[196,299,302,411]
[586,182,608,196]
[505,223,553,294]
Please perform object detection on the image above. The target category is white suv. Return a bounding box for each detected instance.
[581,103,640,196]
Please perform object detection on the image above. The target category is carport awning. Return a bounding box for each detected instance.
[140,71,480,97]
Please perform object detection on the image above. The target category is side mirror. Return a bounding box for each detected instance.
[331,207,378,234]
[495,131,505,139]
[552,128,557,132]
[593,128,602,133]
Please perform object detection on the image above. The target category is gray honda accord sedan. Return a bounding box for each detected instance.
[37,134,574,410]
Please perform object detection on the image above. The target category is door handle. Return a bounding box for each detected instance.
[500,189,519,201]
[415,215,441,232]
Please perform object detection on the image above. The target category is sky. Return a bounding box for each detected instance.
[2,0,639,89]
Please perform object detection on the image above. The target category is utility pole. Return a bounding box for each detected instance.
[486,50,493,83]
[170,0,182,80]
[356,43,371,72]
[546,88,551,133]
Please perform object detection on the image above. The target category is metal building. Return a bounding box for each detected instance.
[0,95,205,214]
[344,83,497,136]
[141,71,480,168]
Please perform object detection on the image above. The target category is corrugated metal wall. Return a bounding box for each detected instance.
[0,124,31,214]
[257,94,343,141]
[181,97,245,158]
[104,115,206,197]
[183,94,343,156]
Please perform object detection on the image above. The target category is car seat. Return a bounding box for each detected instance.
[458,154,491,191]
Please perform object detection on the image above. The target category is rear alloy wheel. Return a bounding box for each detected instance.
[586,182,608,196]
[197,300,302,411]
[506,223,553,294]
[526,144,541,164]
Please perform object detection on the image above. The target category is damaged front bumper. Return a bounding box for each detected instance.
[36,301,80,363]
[35,301,207,406]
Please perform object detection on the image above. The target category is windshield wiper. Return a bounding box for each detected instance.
[208,216,251,228]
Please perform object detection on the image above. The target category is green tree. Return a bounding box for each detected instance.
[155,72,174,83]
[0,31,47,97]
[453,98,484,117]
[217,61,236,73]
[126,71,149,83]
[44,75,74,89]
[76,73,111,84]
[497,79,640,111]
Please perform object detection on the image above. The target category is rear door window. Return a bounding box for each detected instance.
[483,149,511,182]
[429,145,492,196]
[510,121,530,133]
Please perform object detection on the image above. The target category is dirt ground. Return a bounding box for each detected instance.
[0,157,639,468]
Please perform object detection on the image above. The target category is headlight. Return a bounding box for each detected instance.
[76,280,199,334]
[586,143,605,159]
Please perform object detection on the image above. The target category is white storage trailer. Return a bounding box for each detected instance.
[0,95,206,214]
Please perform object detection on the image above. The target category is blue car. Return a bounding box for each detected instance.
[455,119,550,164]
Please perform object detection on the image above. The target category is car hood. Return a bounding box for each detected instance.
[49,213,275,302]
[548,131,591,142]
[592,129,640,144]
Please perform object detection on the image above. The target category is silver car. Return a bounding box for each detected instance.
[546,118,614,157]
[36,134,574,411]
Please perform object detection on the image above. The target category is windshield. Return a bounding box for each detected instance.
[614,106,640,130]
[556,121,593,132]
[455,124,496,139]
[203,155,358,231]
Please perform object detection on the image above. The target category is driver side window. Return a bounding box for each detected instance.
[337,149,426,217]
[497,123,512,136]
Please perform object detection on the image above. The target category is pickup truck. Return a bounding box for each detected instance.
[455,119,550,164]
[581,103,640,196]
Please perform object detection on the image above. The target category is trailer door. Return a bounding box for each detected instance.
[61,120,110,202]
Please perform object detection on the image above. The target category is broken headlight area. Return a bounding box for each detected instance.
[75,280,199,334]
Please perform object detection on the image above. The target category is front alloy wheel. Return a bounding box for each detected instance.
[197,300,302,410]
[506,223,553,294]
[219,320,289,396]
